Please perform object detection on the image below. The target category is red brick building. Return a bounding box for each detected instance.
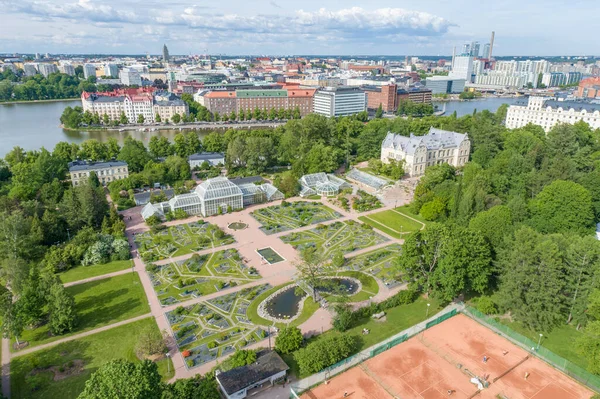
[364,84,432,112]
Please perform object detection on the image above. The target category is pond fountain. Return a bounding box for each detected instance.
[258,285,307,323]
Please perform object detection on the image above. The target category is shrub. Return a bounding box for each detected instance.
[333,305,355,332]
[182,350,191,358]
[475,296,498,315]
[294,335,358,375]
[145,215,162,226]
[207,341,217,349]
[275,326,303,354]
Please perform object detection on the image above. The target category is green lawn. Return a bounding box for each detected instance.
[394,205,428,225]
[498,320,589,369]
[16,273,150,351]
[283,296,442,378]
[11,318,173,399]
[359,209,424,238]
[59,260,133,284]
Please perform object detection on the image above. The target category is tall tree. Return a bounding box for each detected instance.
[497,227,568,331]
[397,224,492,301]
[48,282,77,335]
[528,180,595,235]
[118,137,150,173]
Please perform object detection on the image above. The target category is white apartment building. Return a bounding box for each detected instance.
[38,63,58,77]
[81,90,188,124]
[120,69,142,86]
[104,63,119,78]
[473,71,531,88]
[23,63,38,76]
[83,63,96,79]
[59,63,75,76]
[313,86,367,117]
[506,96,600,132]
[381,127,471,177]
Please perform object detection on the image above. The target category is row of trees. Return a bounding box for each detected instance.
[0,70,96,102]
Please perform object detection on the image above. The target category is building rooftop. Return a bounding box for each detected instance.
[217,350,289,395]
[68,160,127,172]
[195,176,243,200]
[188,152,225,161]
[236,89,288,98]
[382,127,468,155]
[229,176,264,186]
[543,100,600,113]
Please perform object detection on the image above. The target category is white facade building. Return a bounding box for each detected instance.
[506,96,600,132]
[450,55,474,81]
[104,63,119,78]
[83,63,96,79]
[313,86,367,117]
[38,63,58,77]
[59,63,75,76]
[23,63,38,76]
[81,90,188,124]
[120,68,142,86]
[381,127,471,177]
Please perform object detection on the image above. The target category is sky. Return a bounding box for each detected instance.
[0,0,598,56]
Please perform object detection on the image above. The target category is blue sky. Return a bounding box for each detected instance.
[0,0,597,56]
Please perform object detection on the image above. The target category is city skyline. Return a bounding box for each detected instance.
[1,0,598,56]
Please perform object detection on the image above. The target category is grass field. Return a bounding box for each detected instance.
[499,320,589,369]
[358,209,424,238]
[282,296,442,378]
[16,274,150,350]
[394,205,428,224]
[58,260,133,284]
[10,318,173,399]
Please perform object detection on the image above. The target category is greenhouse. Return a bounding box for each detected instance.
[239,183,284,206]
[140,177,283,220]
[346,168,390,190]
[194,177,244,216]
[298,173,351,197]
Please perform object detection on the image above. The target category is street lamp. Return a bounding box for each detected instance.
[537,333,543,350]
[321,316,324,334]
[166,352,171,374]
[426,303,431,319]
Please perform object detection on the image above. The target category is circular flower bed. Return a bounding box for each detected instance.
[227,222,248,231]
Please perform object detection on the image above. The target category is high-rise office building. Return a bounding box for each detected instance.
[461,43,471,55]
[163,44,170,62]
[450,55,474,81]
[470,42,480,57]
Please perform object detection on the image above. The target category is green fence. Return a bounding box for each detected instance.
[425,308,457,329]
[463,306,600,393]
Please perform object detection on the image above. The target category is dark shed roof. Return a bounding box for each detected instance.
[217,350,289,395]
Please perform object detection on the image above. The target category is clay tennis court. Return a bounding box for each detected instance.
[301,314,594,399]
